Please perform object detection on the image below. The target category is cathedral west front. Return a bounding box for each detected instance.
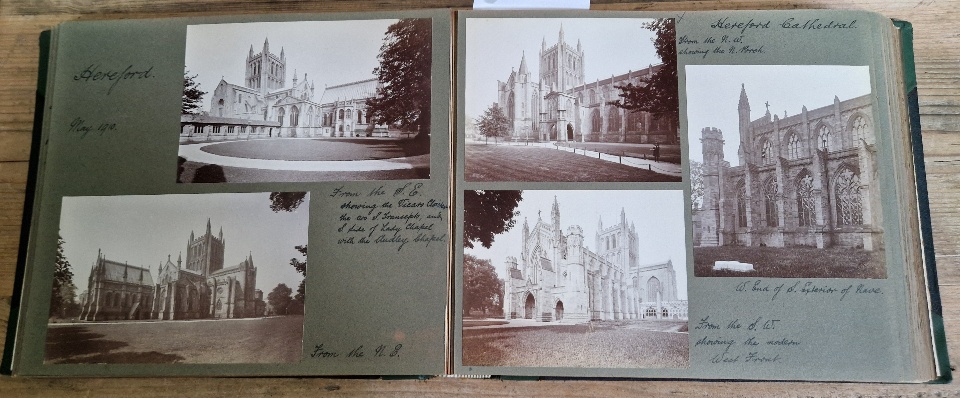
[503,197,688,323]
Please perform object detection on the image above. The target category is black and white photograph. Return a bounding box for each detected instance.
[687,65,886,278]
[45,192,309,364]
[179,19,432,183]
[461,190,688,368]
[462,18,681,182]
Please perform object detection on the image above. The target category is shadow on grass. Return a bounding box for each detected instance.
[693,246,886,278]
[462,320,688,368]
[44,325,184,364]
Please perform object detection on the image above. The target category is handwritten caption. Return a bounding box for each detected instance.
[694,315,796,365]
[734,279,882,301]
[331,183,448,252]
[310,343,403,359]
[677,16,858,59]
[67,117,118,138]
[72,64,155,95]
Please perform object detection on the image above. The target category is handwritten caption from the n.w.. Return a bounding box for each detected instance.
[331,183,448,252]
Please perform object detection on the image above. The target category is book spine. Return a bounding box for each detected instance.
[0,29,54,375]
[893,19,952,382]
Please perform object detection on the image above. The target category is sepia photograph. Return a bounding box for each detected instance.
[687,65,886,278]
[179,19,432,183]
[45,192,309,364]
[461,190,688,368]
[462,18,681,182]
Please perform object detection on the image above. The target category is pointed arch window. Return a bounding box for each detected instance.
[290,106,299,127]
[591,109,601,133]
[760,139,774,164]
[836,167,863,225]
[796,172,816,226]
[627,111,642,133]
[276,107,285,124]
[608,106,621,132]
[646,277,661,302]
[817,125,833,152]
[787,132,802,159]
[764,178,779,227]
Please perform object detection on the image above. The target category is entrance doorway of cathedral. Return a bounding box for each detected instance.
[524,293,535,319]
[555,300,564,321]
[566,123,573,141]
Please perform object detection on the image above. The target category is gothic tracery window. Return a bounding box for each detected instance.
[835,167,864,225]
[290,106,299,127]
[796,172,816,226]
[607,106,621,132]
[627,111,642,133]
[591,109,601,133]
[764,178,779,227]
[760,139,774,164]
[646,277,661,302]
[817,125,832,152]
[787,132,802,160]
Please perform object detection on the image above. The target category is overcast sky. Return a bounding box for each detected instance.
[686,65,872,166]
[463,17,662,121]
[60,192,309,296]
[465,190,688,300]
[185,19,397,113]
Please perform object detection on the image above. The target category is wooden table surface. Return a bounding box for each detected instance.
[2,0,959,396]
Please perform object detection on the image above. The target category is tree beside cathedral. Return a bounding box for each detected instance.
[367,18,433,139]
[475,104,510,144]
[609,18,679,130]
[182,69,206,115]
[50,235,76,318]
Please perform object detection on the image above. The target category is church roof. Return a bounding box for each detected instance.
[318,78,378,104]
[635,259,673,272]
[97,259,154,286]
[567,64,661,94]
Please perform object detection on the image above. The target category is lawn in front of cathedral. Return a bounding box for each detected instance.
[44,315,303,364]
[693,246,886,278]
[464,143,681,182]
[462,320,689,368]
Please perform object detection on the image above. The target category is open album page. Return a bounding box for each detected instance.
[454,9,927,381]
[10,10,451,376]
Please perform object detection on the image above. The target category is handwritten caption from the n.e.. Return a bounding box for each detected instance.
[309,343,403,360]
[677,16,858,59]
[330,183,448,252]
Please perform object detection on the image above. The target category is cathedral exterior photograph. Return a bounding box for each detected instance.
[179,19,432,183]
[462,190,689,368]
[44,192,309,364]
[462,18,681,182]
[687,65,886,278]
